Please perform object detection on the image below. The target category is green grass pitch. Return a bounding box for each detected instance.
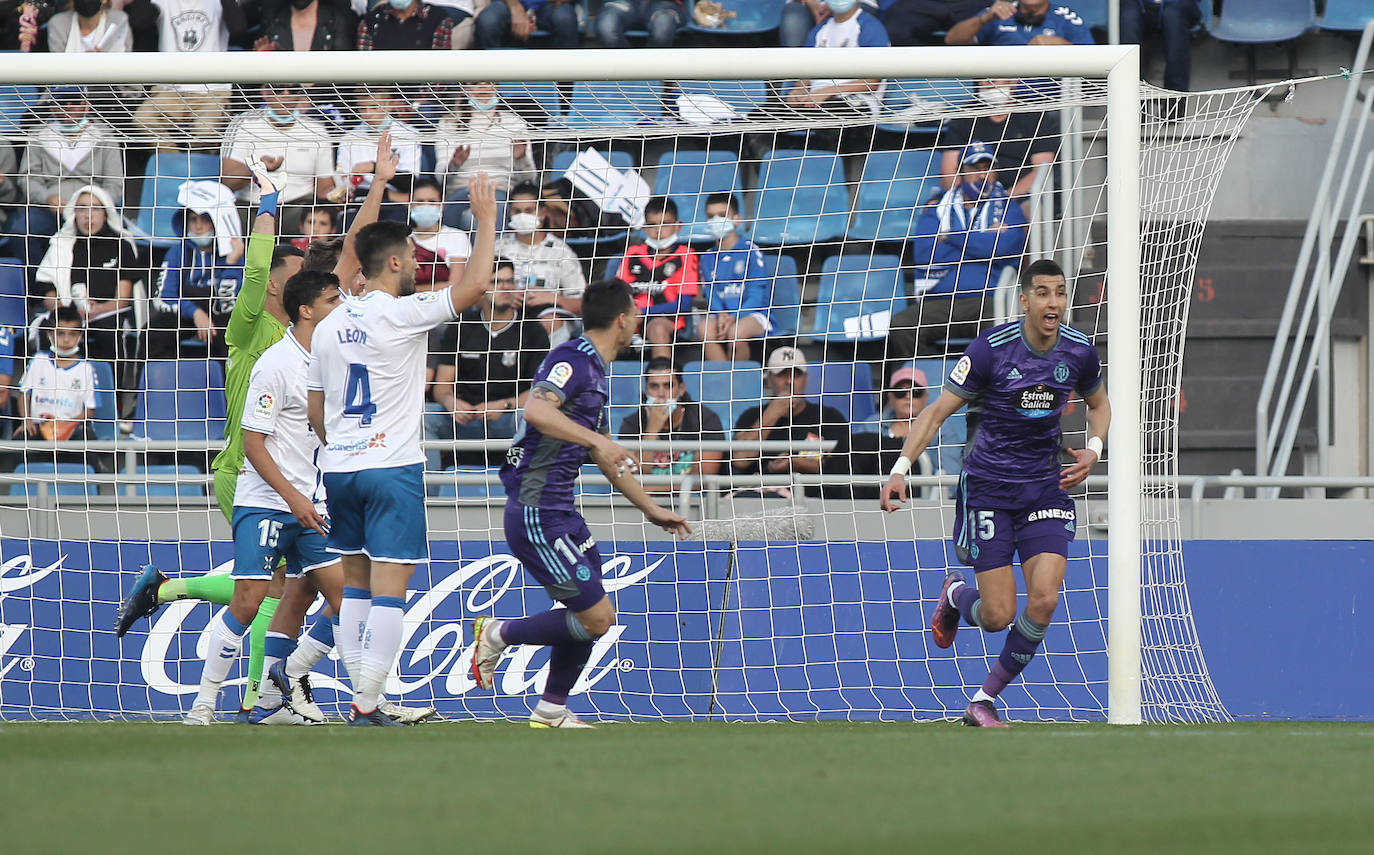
[2,721,1370,853]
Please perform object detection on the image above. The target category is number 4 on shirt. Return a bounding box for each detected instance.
[344,363,377,427]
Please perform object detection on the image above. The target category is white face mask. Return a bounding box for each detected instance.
[647,395,679,417]
[644,233,678,252]
[978,85,1014,107]
[704,216,735,240]
[189,233,215,249]
[509,212,541,235]
[51,342,81,358]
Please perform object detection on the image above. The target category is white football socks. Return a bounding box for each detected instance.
[194,611,248,710]
[337,593,370,692]
[354,600,404,713]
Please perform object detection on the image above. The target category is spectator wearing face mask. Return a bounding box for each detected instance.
[936,78,1059,199]
[888,142,1027,359]
[433,81,536,227]
[617,357,725,495]
[146,181,246,360]
[47,0,133,52]
[357,0,453,49]
[12,87,124,276]
[695,192,773,364]
[333,88,422,200]
[494,182,586,346]
[613,196,699,361]
[20,306,97,446]
[781,0,889,117]
[255,0,355,51]
[409,177,470,290]
[778,0,894,47]
[945,0,1093,46]
[222,84,336,232]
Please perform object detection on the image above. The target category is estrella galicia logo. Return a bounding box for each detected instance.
[1014,384,1061,418]
[575,564,592,582]
[1054,361,1070,383]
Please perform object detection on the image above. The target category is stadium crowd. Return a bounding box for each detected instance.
[0,0,1192,490]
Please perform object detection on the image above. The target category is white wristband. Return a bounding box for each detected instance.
[1086,436,1104,458]
[889,456,912,477]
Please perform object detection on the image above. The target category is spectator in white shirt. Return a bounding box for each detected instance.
[222,84,336,232]
[333,88,422,202]
[47,0,132,52]
[132,0,245,151]
[493,181,586,344]
[20,305,97,443]
[433,81,536,226]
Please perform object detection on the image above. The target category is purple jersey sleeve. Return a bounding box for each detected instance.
[1076,344,1103,396]
[531,348,592,403]
[945,336,993,400]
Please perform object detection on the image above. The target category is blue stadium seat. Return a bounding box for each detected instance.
[807,253,907,343]
[90,361,118,442]
[565,81,664,129]
[437,465,502,499]
[752,149,851,247]
[134,359,228,441]
[911,358,966,476]
[135,464,203,497]
[760,253,801,337]
[9,462,98,498]
[0,258,27,332]
[498,80,565,122]
[608,360,647,438]
[0,85,38,135]
[682,360,764,434]
[686,0,787,34]
[805,362,877,426]
[1206,0,1313,43]
[673,79,770,118]
[651,149,742,243]
[878,78,975,134]
[848,149,942,242]
[1318,0,1374,32]
[133,152,223,249]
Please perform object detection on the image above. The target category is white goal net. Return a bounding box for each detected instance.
[0,48,1263,723]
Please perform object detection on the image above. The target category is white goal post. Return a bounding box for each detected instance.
[0,44,1174,724]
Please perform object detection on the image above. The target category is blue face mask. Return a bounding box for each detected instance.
[961,181,988,200]
[388,0,412,10]
[376,116,393,131]
[825,0,858,14]
[266,108,299,125]
[189,233,215,250]
[410,205,443,229]
[52,117,90,134]
[469,96,500,113]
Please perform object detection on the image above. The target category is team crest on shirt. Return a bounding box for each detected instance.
[950,355,972,385]
[1054,361,1070,383]
[171,10,210,51]
[548,361,574,388]
[254,394,274,419]
[501,351,517,367]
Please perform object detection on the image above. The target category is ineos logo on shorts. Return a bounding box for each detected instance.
[1027,508,1074,523]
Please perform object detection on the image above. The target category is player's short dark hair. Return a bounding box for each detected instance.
[354,219,413,278]
[302,236,344,272]
[644,196,677,222]
[271,244,304,274]
[50,305,83,331]
[509,181,539,201]
[283,270,340,324]
[1019,258,1066,292]
[705,192,740,216]
[581,279,635,331]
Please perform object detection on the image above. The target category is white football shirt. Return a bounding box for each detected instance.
[309,288,458,473]
[21,353,97,421]
[236,329,325,513]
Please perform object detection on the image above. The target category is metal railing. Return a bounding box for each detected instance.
[1257,19,1374,492]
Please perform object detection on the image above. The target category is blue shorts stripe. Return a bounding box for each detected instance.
[529,507,568,582]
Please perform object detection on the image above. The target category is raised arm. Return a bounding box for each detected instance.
[334,130,399,286]
[447,173,497,317]
[879,388,967,512]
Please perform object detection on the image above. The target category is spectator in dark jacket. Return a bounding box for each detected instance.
[255,0,355,51]
[357,0,453,50]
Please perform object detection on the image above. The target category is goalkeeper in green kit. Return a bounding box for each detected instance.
[116,134,432,723]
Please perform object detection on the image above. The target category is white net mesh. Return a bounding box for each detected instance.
[0,62,1262,722]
